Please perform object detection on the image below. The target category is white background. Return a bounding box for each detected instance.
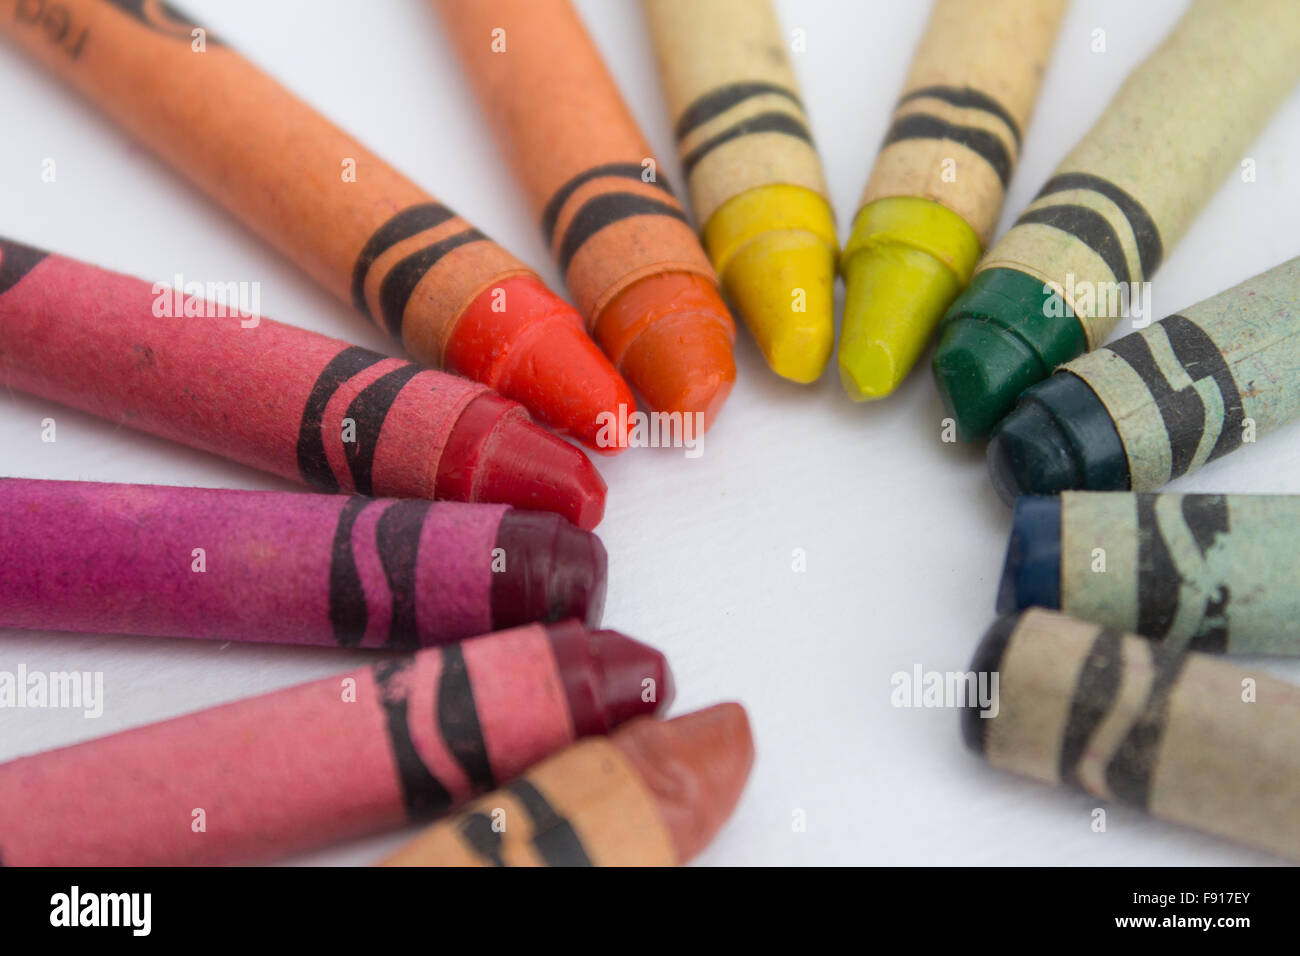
[3,0,1299,866]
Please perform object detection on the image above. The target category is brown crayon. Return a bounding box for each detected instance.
[0,0,634,447]
[433,0,737,429]
[967,609,1300,861]
[382,703,753,866]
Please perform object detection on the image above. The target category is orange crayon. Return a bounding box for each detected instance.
[0,0,633,448]
[433,0,737,431]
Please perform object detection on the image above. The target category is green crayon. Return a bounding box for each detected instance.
[934,0,1300,438]
[1001,492,1300,655]
[966,608,1300,861]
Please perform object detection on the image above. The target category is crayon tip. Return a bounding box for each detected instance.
[996,495,1062,615]
[597,272,736,428]
[613,703,754,864]
[547,622,675,735]
[705,185,838,384]
[721,231,835,384]
[441,392,607,529]
[839,198,981,400]
[448,276,636,452]
[491,510,607,629]
[933,268,1086,439]
[987,373,1131,502]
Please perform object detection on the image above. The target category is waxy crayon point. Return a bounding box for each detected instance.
[720,226,835,385]
[839,198,981,400]
[599,273,736,429]
[440,392,607,530]
[492,510,608,629]
[934,268,1084,439]
[547,622,675,735]
[614,703,753,862]
[994,495,1061,615]
[986,373,1128,503]
[448,275,635,451]
[706,186,838,384]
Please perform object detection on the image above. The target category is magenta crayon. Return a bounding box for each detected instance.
[0,621,673,866]
[0,478,606,648]
[0,237,606,529]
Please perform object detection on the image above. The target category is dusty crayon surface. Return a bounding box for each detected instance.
[0,478,534,647]
[1060,258,1300,490]
[968,609,1300,861]
[857,0,1064,246]
[0,623,644,866]
[1058,492,1300,656]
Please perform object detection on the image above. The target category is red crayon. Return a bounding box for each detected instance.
[0,622,673,866]
[0,238,605,529]
[0,478,606,648]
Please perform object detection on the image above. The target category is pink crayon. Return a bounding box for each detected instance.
[0,478,606,648]
[0,621,674,866]
[0,237,606,529]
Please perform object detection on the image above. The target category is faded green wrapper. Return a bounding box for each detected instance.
[978,609,1300,861]
[977,0,1300,345]
[1061,257,1300,489]
[1060,492,1300,655]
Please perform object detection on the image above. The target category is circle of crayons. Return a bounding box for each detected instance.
[2,0,1299,869]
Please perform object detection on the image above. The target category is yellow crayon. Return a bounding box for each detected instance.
[840,0,1065,399]
[644,0,837,384]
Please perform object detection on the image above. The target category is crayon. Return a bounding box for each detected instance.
[0,478,606,648]
[433,0,737,428]
[382,703,752,866]
[988,257,1300,500]
[642,0,837,384]
[934,0,1300,438]
[1000,492,1300,656]
[965,608,1300,861]
[0,622,672,866]
[840,0,1064,399]
[0,0,634,448]
[0,238,605,529]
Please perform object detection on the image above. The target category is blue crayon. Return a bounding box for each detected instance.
[999,491,1300,655]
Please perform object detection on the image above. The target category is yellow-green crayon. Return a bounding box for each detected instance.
[840,0,1065,400]
[643,0,837,384]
